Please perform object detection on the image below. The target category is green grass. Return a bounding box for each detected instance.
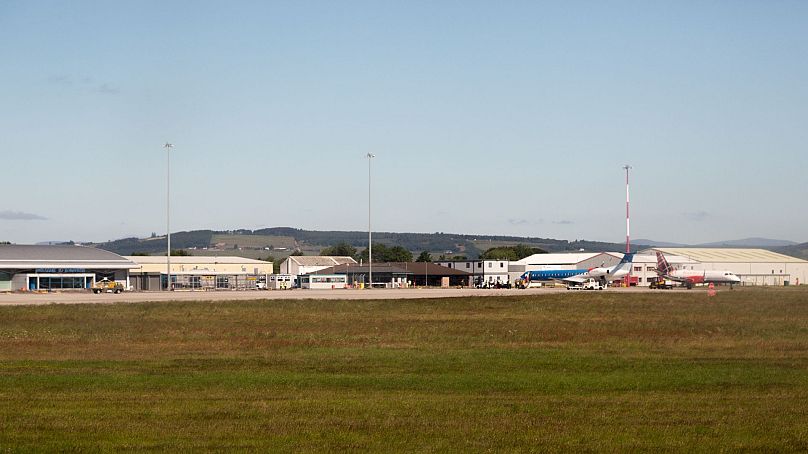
[1,288,808,451]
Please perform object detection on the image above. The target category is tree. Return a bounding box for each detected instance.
[357,243,413,262]
[164,249,191,256]
[290,250,304,256]
[130,252,150,256]
[480,244,546,261]
[416,251,432,262]
[387,246,413,262]
[320,242,357,257]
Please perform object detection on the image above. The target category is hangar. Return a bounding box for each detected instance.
[310,262,472,287]
[641,248,808,286]
[278,256,357,277]
[125,256,273,291]
[0,244,136,291]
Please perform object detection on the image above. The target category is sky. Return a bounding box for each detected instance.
[1,0,807,245]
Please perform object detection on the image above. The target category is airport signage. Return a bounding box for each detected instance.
[35,268,87,273]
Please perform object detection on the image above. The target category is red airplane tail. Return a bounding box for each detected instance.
[655,251,672,275]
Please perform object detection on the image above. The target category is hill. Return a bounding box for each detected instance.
[775,242,808,261]
[697,237,799,248]
[86,227,628,259]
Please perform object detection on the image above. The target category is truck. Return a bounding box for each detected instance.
[92,278,124,294]
[649,278,675,289]
[514,278,542,289]
[567,278,605,291]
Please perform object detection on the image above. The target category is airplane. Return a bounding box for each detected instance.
[655,251,741,288]
[519,253,634,286]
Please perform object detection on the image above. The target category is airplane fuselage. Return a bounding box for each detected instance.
[523,269,589,281]
[667,270,741,284]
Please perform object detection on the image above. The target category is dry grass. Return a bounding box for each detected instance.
[0,287,807,450]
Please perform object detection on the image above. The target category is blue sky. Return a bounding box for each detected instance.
[1,1,807,245]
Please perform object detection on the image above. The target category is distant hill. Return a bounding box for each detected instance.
[634,237,799,249]
[774,242,808,261]
[632,239,688,248]
[696,237,799,248]
[87,227,628,259]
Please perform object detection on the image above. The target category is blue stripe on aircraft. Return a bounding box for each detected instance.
[524,269,588,281]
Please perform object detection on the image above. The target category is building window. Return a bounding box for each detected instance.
[500,263,504,268]
[216,276,229,288]
[466,263,470,269]
[634,266,642,272]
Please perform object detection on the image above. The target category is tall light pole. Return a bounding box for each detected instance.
[623,164,632,254]
[164,143,174,290]
[366,153,375,288]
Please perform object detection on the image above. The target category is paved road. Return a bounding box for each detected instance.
[0,286,693,306]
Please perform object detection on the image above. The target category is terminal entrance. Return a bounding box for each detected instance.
[27,274,94,291]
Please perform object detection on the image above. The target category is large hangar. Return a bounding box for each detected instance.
[0,245,136,291]
[125,256,274,291]
[642,248,808,286]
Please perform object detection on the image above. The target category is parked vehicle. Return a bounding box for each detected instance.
[649,278,675,289]
[567,278,604,291]
[92,278,124,294]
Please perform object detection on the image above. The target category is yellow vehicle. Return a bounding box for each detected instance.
[92,278,124,294]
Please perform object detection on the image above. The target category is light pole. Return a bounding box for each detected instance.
[623,164,632,254]
[366,153,375,288]
[164,142,173,290]
[623,164,632,287]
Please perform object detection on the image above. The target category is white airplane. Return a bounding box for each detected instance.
[521,253,634,285]
[655,251,741,288]
[565,253,634,284]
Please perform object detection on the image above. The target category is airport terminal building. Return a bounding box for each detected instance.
[0,244,137,291]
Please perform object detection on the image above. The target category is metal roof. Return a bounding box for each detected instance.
[0,245,137,269]
[645,248,807,264]
[124,256,271,265]
[514,253,602,266]
[285,256,358,267]
[631,253,696,265]
[311,262,472,276]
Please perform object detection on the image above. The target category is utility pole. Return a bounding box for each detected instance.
[164,143,173,290]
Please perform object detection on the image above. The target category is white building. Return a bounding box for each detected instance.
[125,255,274,291]
[434,259,510,286]
[278,256,357,277]
[299,274,348,289]
[641,248,808,286]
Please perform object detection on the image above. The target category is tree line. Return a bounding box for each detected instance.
[315,242,545,263]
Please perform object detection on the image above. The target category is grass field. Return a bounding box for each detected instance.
[1,288,807,451]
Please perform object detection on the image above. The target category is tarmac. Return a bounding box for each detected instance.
[0,286,688,306]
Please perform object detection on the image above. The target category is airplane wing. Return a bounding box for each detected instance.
[662,274,688,283]
[562,275,588,284]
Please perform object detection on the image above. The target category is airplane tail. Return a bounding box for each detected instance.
[655,251,672,275]
[612,252,634,273]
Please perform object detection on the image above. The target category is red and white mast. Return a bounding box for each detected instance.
[623,165,632,254]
